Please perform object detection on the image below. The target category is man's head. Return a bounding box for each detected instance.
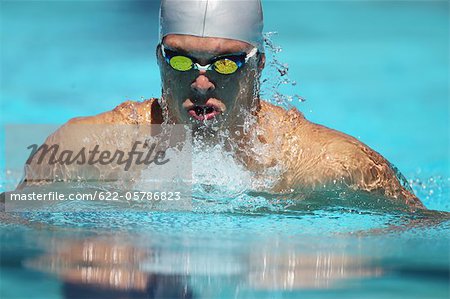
[157,0,265,132]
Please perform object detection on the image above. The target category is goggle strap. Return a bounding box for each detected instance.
[245,48,258,63]
[161,43,167,55]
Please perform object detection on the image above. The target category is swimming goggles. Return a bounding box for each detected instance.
[160,44,258,75]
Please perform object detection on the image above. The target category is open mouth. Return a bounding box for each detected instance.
[188,104,222,121]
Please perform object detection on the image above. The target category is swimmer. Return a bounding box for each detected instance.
[18,0,425,209]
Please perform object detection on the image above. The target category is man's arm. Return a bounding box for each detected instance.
[257,102,425,209]
[17,99,161,189]
[290,118,425,209]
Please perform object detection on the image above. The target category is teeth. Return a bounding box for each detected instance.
[194,106,204,115]
[194,106,215,116]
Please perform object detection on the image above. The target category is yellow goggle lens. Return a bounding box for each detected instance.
[213,59,239,75]
[169,56,193,71]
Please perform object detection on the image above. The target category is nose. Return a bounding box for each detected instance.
[191,72,215,95]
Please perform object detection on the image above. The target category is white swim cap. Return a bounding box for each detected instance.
[159,0,264,52]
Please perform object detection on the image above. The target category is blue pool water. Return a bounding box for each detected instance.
[0,1,449,298]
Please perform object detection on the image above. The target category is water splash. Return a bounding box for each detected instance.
[191,143,253,201]
[410,176,450,212]
[261,32,306,109]
[190,128,283,204]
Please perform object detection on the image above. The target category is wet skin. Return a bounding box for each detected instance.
[18,35,425,210]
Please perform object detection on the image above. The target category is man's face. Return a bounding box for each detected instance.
[157,34,264,131]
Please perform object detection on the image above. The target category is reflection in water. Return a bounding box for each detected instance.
[26,238,193,299]
[28,240,149,290]
[62,275,192,299]
[25,234,382,298]
[248,251,382,290]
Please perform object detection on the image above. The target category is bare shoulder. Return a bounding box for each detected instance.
[67,98,162,125]
[43,98,162,147]
[258,101,424,208]
[303,121,424,208]
[18,99,163,189]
